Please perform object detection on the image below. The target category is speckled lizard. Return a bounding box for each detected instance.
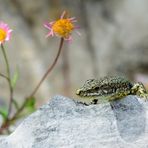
[76,76,148,105]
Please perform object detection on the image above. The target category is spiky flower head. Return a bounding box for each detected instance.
[44,11,80,42]
[0,21,12,44]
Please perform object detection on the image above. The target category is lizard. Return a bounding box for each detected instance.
[76,76,148,105]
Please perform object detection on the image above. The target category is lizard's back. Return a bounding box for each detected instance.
[76,76,134,104]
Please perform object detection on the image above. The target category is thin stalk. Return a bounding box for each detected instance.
[1,44,13,119]
[30,37,64,97]
[0,38,64,134]
[0,72,9,80]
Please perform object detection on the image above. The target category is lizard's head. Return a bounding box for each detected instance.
[76,79,100,97]
[131,82,148,100]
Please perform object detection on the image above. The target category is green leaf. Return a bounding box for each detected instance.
[11,68,19,89]
[24,97,36,113]
[0,107,8,120]
[14,97,36,119]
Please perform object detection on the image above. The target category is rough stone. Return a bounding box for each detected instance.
[0,95,148,148]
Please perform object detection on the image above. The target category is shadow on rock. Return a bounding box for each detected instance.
[110,96,146,142]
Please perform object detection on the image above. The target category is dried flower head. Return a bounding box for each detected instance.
[0,22,12,44]
[44,11,80,42]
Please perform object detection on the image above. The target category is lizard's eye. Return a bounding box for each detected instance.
[94,87,99,90]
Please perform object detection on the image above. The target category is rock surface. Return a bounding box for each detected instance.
[0,95,148,148]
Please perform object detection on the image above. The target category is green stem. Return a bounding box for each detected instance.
[1,44,13,119]
[4,37,65,126]
[0,37,65,134]
[29,37,64,97]
[0,72,9,80]
[12,99,19,110]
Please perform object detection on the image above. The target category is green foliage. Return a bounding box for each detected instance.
[13,97,36,120]
[0,106,8,120]
[11,68,19,89]
[24,97,36,113]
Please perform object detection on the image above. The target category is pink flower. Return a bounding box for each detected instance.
[44,11,80,42]
[0,21,12,44]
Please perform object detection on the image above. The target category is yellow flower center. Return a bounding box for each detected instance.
[52,19,74,38]
[0,29,6,42]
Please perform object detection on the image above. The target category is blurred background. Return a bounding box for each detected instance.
[0,0,148,107]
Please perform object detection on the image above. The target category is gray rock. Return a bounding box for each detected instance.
[0,95,148,148]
